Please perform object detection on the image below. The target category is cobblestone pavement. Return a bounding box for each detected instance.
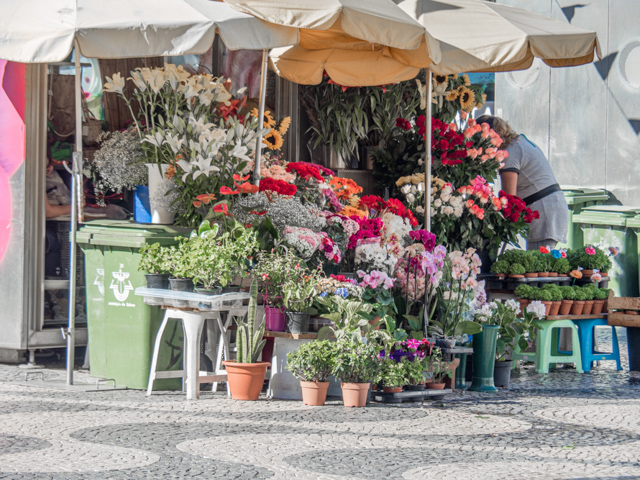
[1,328,639,479]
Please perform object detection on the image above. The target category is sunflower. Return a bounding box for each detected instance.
[434,74,448,85]
[278,116,291,135]
[262,129,284,150]
[445,89,459,101]
[462,73,471,86]
[250,107,276,128]
[458,86,476,112]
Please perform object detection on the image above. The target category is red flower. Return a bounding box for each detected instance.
[359,195,386,212]
[259,177,297,196]
[286,162,324,182]
[249,210,268,216]
[396,118,411,131]
[233,173,251,182]
[237,181,259,194]
[213,204,231,216]
[220,186,239,195]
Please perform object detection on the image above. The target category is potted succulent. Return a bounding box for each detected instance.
[593,288,608,315]
[508,263,526,278]
[542,284,563,316]
[332,338,380,407]
[571,286,588,315]
[222,279,269,401]
[559,286,576,315]
[138,242,171,289]
[490,260,510,278]
[252,250,303,332]
[286,340,336,406]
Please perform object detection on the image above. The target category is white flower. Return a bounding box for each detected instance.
[526,301,546,319]
[229,141,251,164]
[148,69,166,94]
[441,192,451,202]
[442,185,453,195]
[103,73,125,94]
[415,205,425,214]
[178,154,219,181]
[129,71,147,92]
[450,196,462,207]
[406,193,415,203]
[505,298,520,315]
[453,207,463,218]
[443,206,454,215]
[434,198,442,208]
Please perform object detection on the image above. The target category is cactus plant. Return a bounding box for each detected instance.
[236,279,267,364]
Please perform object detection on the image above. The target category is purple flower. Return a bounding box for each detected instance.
[410,229,437,252]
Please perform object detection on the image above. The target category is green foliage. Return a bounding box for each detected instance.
[377,357,410,388]
[594,288,609,300]
[138,242,172,274]
[559,286,576,300]
[235,279,267,364]
[541,284,562,302]
[520,253,539,274]
[572,286,588,301]
[286,340,336,382]
[281,265,323,313]
[514,284,535,300]
[490,300,536,361]
[552,258,571,275]
[490,260,510,275]
[580,285,596,300]
[331,338,380,383]
[535,252,553,272]
[425,348,454,383]
[499,249,527,265]
[317,296,390,345]
[252,250,302,309]
[509,263,525,275]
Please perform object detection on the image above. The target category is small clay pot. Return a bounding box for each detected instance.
[582,300,595,315]
[509,274,525,279]
[571,301,585,315]
[582,269,594,276]
[341,382,370,407]
[494,274,506,278]
[383,386,403,393]
[525,272,538,278]
[542,301,553,316]
[549,272,558,277]
[538,272,550,278]
[592,300,605,315]
[426,382,446,390]
[300,381,330,406]
[549,301,562,316]
[559,300,574,316]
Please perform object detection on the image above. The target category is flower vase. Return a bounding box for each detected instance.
[468,325,499,392]
[146,163,174,224]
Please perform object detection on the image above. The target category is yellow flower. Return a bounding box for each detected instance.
[434,74,448,85]
[348,195,361,208]
[458,86,476,112]
[411,173,425,185]
[462,74,471,86]
[340,206,367,218]
[278,116,291,135]
[445,90,459,101]
[262,129,283,150]
[250,108,276,128]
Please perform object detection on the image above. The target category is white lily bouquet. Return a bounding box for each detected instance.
[103,64,267,226]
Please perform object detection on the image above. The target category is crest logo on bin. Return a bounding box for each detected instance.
[94,268,105,296]
[110,263,134,302]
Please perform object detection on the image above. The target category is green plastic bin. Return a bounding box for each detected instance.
[557,186,609,250]
[573,206,640,298]
[76,220,188,390]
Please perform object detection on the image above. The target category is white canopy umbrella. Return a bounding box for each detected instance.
[0,0,298,386]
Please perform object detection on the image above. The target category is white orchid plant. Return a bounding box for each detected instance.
[103,64,268,226]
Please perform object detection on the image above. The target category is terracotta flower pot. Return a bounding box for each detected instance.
[426,382,446,390]
[571,301,585,315]
[582,269,594,276]
[369,315,382,330]
[549,301,562,316]
[592,300,605,315]
[538,272,550,278]
[509,274,525,279]
[222,361,270,401]
[582,300,595,315]
[300,381,329,406]
[559,299,574,316]
[494,273,506,279]
[541,301,553,316]
[549,272,558,277]
[601,272,608,277]
[383,386,402,393]
[517,298,530,317]
[524,272,538,278]
[341,382,370,407]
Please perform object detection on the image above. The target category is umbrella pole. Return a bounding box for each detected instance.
[66,41,84,385]
[253,49,269,185]
[424,70,433,231]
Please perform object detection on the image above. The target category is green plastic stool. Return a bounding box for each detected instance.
[511,335,536,370]
[533,319,584,373]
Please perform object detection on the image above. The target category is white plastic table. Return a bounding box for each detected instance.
[135,288,249,400]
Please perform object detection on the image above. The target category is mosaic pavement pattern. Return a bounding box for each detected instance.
[0,328,639,479]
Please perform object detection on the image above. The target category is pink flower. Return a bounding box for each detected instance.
[585,246,596,256]
[591,273,602,283]
[406,339,420,350]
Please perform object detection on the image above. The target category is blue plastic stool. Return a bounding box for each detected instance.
[573,318,622,372]
[533,319,584,373]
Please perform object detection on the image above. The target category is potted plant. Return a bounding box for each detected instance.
[222,279,269,401]
[332,338,380,407]
[559,286,575,315]
[138,242,171,289]
[490,260,510,278]
[593,288,608,315]
[534,288,553,316]
[600,288,613,311]
[542,284,562,316]
[281,264,322,334]
[377,355,409,393]
[253,250,303,332]
[581,284,597,314]
[286,340,336,406]
[514,285,535,313]
[552,257,571,276]
[425,348,453,389]
[535,251,552,277]
[508,263,526,278]
[521,253,539,278]
[489,299,531,388]
[571,286,588,315]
